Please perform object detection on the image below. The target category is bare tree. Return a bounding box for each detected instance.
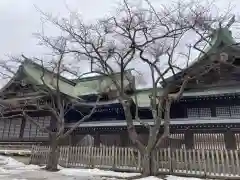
[0,37,104,171]
[33,0,238,175]
[20,41,104,171]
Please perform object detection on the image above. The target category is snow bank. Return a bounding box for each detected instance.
[135,175,208,180]
[58,168,140,178]
[166,175,207,180]
[0,155,40,174]
[135,176,163,180]
[0,156,24,167]
[0,155,208,180]
[0,155,139,179]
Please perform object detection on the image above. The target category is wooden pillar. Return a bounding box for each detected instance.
[120,131,129,147]
[67,134,73,145]
[224,128,236,150]
[183,105,188,118]
[94,131,100,147]
[211,105,216,117]
[19,116,26,139]
[184,129,194,149]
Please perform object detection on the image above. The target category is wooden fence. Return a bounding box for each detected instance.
[30,145,240,179]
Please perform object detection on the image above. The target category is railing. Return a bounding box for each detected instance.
[30,145,240,179]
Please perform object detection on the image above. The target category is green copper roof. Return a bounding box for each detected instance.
[73,79,99,95]
[198,27,236,60]
[21,60,78,98]
[162,27,238,86]
[1,59,135,99]
[132,90,151,107]
[74,70,134,95]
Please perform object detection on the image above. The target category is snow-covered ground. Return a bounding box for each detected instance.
[136,176,211,180]
[0,155,210,180]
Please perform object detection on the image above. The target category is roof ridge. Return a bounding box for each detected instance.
[76,68,134,82]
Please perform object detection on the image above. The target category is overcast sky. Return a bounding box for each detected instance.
[0,0,116,58]
[0,0,240,87]
[0,0,239,57]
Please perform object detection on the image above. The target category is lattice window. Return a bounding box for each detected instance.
[23,119,37,138]
[3,120,10,139]
[0,120,4,139]
[194,133,225,150]
[187,108,199,117]
[187,108,211,118]
[23,120,31,138]
[8,118,21,138]
[216,106,230,117]
[162,133,185,149]
[29,123,37,138]
[36,116,50,138]
[199,108,211,117]
[230,106,240,117]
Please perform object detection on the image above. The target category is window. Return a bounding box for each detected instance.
[216,106,240,118]
[187,108,211,118]
[9,119,21,138]
[216,107,230,117]
[194,133,225,150]
[230,106,240,117]
[187,108,198,118]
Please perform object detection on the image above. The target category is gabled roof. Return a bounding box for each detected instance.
[0,59,79,99]
[22,60,78,98]
[0,59,135,99]
[162,27,239,86]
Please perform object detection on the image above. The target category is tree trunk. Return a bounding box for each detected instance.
[141,150,157,176]
[46,134,59,171]
[142,152,151,176]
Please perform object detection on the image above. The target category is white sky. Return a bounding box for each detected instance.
[0,0,240,87]
[1,0,239,57]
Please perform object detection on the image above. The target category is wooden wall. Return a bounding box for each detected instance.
[23,116,51,139]
[0,118,22,140]
[0,116,51,141]
[86,130,240,150]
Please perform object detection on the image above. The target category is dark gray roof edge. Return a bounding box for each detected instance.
[135,86,240,98]
[65,117,240,127]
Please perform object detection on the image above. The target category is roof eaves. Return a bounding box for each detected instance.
[22,63,84,100]
[76,69,134,82]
